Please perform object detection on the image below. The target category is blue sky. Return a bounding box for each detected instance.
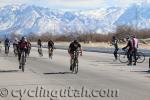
[0,0,147,10]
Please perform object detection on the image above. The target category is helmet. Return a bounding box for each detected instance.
[21,37,25,40]
[73,40,78,43]
[15,38,18,41]
[22,37,27,41]
[131,34,136,38]
[126,35,131,40]
[112,36,116,40]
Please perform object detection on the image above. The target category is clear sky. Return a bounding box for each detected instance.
[0,0,147,10]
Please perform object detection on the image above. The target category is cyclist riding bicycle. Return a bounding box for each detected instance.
[18,37,28,69]
[27,40,31,56]
[122,36,133,66]
[37,39,43,56]
[48,39,54,50]
[131,35,139,65]
[13,38,19,55]
[111,36,119,60]
[48,39,54,58]
[37,39,42,48]
[68,40,82,71]
[4,38,10,54]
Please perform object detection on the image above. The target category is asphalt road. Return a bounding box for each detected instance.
[0,47,150,100]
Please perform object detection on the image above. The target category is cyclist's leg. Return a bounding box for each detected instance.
[50,47,53,56]
[38,47,39,53]
[18,50,22,69]
[25,50,27,62]
[51,48,53,54]
[5,45,6,53]
[129,51,133,65]
[127,51,132,65]
[8,46,10,53]
[48,47,52,57]
[114,48,118,60]
[70,53,73,70]
[133,48,137,65]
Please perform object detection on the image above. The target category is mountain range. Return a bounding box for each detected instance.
[0,4,150,36]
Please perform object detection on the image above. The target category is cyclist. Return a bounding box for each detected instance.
[68,40,82,71]
[48,39,54,58]
[4,38,10,54]
[18,37,28,69]
[37,39,43,56]
[13,38,19,55]
[122,36,133,66]
[111,36,119,60]
[132,35,138,65]
[27,40,31,56]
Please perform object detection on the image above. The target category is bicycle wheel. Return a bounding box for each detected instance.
[38,48,43,56]
[14,49,18,56]
[21,52,26,72]
[22,64,24,72]
[74,59,78,74]
[49,49,52,59]
[5,46,9,55]
[119,52,128,63]
[137,52,145,63]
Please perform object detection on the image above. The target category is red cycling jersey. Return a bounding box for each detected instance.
[18,41,28,49]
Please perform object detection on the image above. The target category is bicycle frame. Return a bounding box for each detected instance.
[5,45,9,55]
[20,50,26,72]
[38,47,43,56]
[71,50,79,74]
[48,48,53,59]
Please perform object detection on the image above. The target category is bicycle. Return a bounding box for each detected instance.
[13,45,18,56]
[71,50,81,74]
[38,46,43,57]
[27,47,31,56]
[48,48,53,59]
[20,50,26,72]
[119,49,145,63]
[5,45,9,56]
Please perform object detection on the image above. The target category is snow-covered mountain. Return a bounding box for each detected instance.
[0,4,149,36]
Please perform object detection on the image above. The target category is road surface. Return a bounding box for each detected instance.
[0,47,150,100]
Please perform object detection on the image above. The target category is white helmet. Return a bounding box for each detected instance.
[15,38,18,41]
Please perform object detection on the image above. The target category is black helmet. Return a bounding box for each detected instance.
[73,40,78,43]
[112,36,116,40]
[21,36,25,40]
[21,36,27,41]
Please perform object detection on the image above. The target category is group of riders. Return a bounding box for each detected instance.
[112,35,139,66]
[2,37,82,72]
[1,34,138,71]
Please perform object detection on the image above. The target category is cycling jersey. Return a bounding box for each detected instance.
[132,38,138,49]
[27,42,31,48]
[48,41,54,49]
[18,40,28,50]
[112,39,118,49]
[5,39,10,46]
[69,42,81,53]
[123,39,133,51]
[37,40,42,47]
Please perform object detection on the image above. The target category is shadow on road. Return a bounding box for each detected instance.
[43,72,72,75]
[131,70,150,73]
[0,55,16,58]
[28,57,49,60]
[0,70,19,73]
